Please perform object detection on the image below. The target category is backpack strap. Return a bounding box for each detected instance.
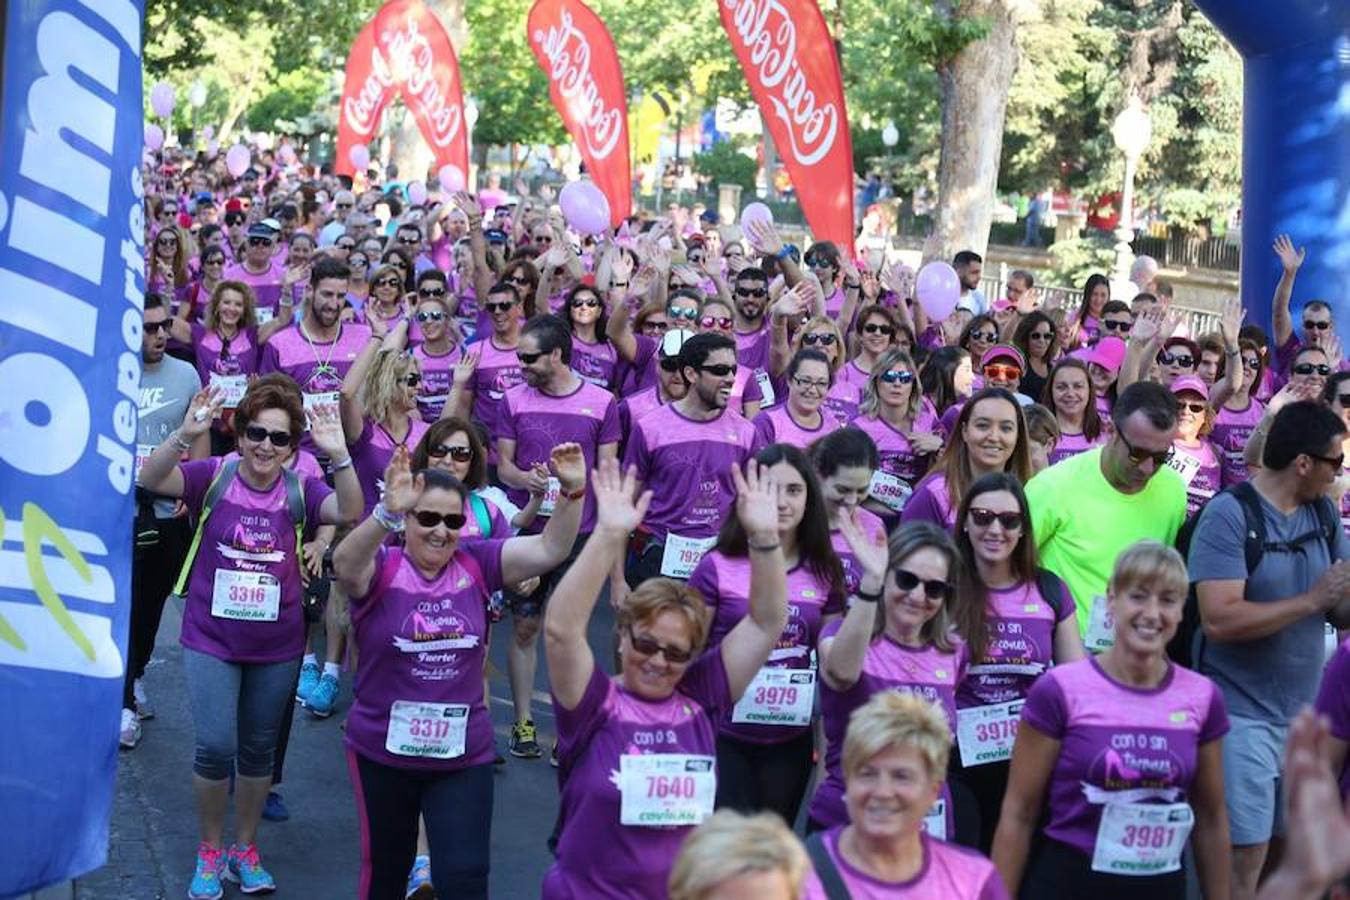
[468,492,492,538]
[803,831,850,900]
[280,467,307,555]
[1034,567,1065,618]
[172,459,240,596]
[1229,481,1267,573]
[455,545,490,604]
[1314,495,1341,558]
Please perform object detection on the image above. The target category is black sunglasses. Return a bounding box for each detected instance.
[659,356,682,373]
[1307,451,1346,469]
[735,287,767,298]
[401,373,422,387]
[571,297,602,309]
[1157,351,1194,368]
[416,310,446,323]
[1029,330,1054,341]
[1118,430,1174,467]
[143,320,173,335]
[335,202,354,210]
[627,627,693,663]
[1103,319,1133,333]
[1179,401,1207,414]
[969,331,998,344]
[968,508,1024,530]
[863,323,894,336]
[428,444,473,462]
[1304,320,1332,331]
[1293,362,1331,377]
[225,214,246,226]
[247,236,274,247]
[517,350,544,365]
[398,236,420,245]
[418,287,447,299]
[802,333,837,346]
[374,277,401,289]
[485,300,516,313]
[410,509,466,530]
[892,569,953,601]
[243,425,293,447]
[697,363,736,377]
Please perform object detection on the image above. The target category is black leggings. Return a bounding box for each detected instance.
[125,514,190,708]
[348,752,493,900]
[714,730,815,825]
[948,756,1011,853]
[1019,837,1186,900]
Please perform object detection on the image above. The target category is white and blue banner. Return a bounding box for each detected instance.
[0,0,145,894]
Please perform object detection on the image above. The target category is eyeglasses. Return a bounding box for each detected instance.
[143,320,173,335]
[700,316,733,330]
[398,236,420,245]
[335,202,354,210]
[968,508,1024,531]
[642,320,670,335]
[374,277,401,289]
[892,569,953,601]
[410,509,466,530]
[659,356,682,373]
[416,310,446,323]
[697,363,736,377]
[1293,362,1331,377]
[418,287,447,299]
[428,444,474,462]
[879,369,914,385]
[243,425,293,447]
[247,236,274,248]
[402,373,422,387]
[802,332,837,346]
[668,306,700,322]
[792,376,829,393]
[626,627,693,664]
[1029,330,1054,341]
[735,287,767,298]
[1179,401,1207,414]
[504,275,531,287]
[517,350,544,365]
[983,364,1022,381]
[863,323,894,336]
[1118,430,1174,468]
[1304,320,1332,331]
[485,300,516,313]
[1241,356,1261,370]
[1156,351,1194,369]
[969,331,998,344]
[1103,319,1133,333]
[571,297,602,309]
[1307,452,1345,469]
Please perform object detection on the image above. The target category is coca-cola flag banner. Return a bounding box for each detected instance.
[719,0,855,254]
[337,0,469,179]
[527,0,633,226]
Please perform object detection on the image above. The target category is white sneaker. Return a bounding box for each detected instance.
[133,678,154,720]
[119,707,142,749]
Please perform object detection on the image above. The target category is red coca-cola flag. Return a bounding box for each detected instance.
[527,0,633,226]
[718,0,855,255]
[336,0,469,180]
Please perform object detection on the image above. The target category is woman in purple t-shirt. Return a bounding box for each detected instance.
[855,348,944,526]
[1169,376,1223,517]
[1042,358,1107,466]
[541,458,789,899]
[137,383,362,897]
[992,541,1231,900]
[839,305,904,393]
[811,428,890,598]
[564,283,622,392]
[949,473,1084,852]
[752,349,843,450]
[332,443,587,900]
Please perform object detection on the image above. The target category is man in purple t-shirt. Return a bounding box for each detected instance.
[224,220,286,320]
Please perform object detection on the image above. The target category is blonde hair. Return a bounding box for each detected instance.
[668,810,808,900]
[873,522,959,652]
[360,348,418,427]
[205,280,258,330]
[1109,540,1188,600]
[369,263,403,292]
[617,578,713,654]
[843,691,952,785]
[860,348,922,419]
[792,316,846,373]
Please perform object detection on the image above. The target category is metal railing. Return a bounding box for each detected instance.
[979,271,1221,337]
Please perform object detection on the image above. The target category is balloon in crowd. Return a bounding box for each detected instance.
[143,122,164,151]
[558,179,611,235]
[149,81,175,118]
[224,144,251,177]
[406,180,427,205]
[915,260,961,320]
[740,201,774,233]
[348,142,370,171]
[437,163,466,192]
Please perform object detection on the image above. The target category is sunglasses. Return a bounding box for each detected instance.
[160,208,178,217]
[1338,393,1350,408]
[1156,351,1194,368]
[642,320,670,334]
[880,369,914,385]
[735,287,767,298]
[571,297,602,309]
[700,316,733,330]
[243,425,293,447]
[416,310,446,323]
[1241,356,1261,370]
[336,241,356,250]
[688,253,706,264]
[402,373,422,387]
[983,364,1022,381]
[1304,321,1332,331]
[802,332,837,346]
[659,356,682,373]
[697,363,736,377]
[156,235,178,246]
[517,350,544,365]
[335,202,354,210]
[533,235,553,244]
[1118,430,1174,467]
[504,275,531,287]
[203,256,225,266]
[1029,330,1054,341]
[968,508,1024,530]
[410,509,466,530]
[418,287,448,299]
[398,236,420,245]
[805,256,835,270]
[892,569,954,601]
[969,331,998,344]
[485,300,516,313]
[428,444,474,462]
[225,215,246,226]
[627,627,693,664]
[143,320,173,335]
[1178,401,1207,414]
[1307,451,1346,469]
[247,236,274,247]
[668,307,700,321]
[1103,319,1133,333]
[374,277,401,289]
[863,323,894,336]
[1294,362,1331,376]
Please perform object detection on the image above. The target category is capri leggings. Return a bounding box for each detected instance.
[183,647,300,780]
[714,730,815,825]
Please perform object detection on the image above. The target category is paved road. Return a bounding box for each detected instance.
[78,590,622,899]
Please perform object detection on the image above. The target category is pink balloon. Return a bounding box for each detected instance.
[144,122,164,151]
[225,144,251,178]
[407,181,428,205]
[202,124,215,140]
[150,82,175,118]
[349,143,370,171]
[278,143,297,165]
[206,139,219,158]
[915,261,962,321]
[740,202,774,232]
[559,180,611,236]
[438,164,465,192]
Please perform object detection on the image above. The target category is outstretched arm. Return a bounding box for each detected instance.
[1271,234,1305,351]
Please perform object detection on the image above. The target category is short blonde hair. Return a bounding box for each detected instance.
[1109,540,1188,599]
[617,578,713,655]
[668,810,808,900]
[360,348,418,428]
[792,316,846,373]
[843,691,952,785]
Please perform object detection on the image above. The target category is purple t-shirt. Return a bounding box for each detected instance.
[810,620,968,831]
[413,343,456,423]
[349,418,431,517]
[1211,399,1264,489]
[802,830,1009,900]
[856,410,940,495]
[190,322,262,388]
[498,380,620,533]
[344,541,505,771]
[1048,429,1106,466]
[751,404,841,450]
[690,551,844,744]
[222,448,325,483]
[734,323,771,373]
[177,457,331,663]
[1020,657,1229,855]
[453,336,523,452]
[822,380,863,428]
[839,359,872,394]
[624,404,757,541]
[620,333,660,397]
[572,337,620,391]
[618,386,664,441]
[1313,637,1350,800]
[258,322,373,399]
[1168,439,1221,517]
[542,654,732,899]
[223,258,285,318]
[901,472,957,531]
[956,576,1076,709]
[831,508,887,595]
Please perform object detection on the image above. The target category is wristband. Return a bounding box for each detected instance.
[330,456,354,473]
[775,247,792,261]
[170,430,193,452]
[560,485,587,501]
[855,587,883,604]
[372,502,405,532]
[749,542,781,553]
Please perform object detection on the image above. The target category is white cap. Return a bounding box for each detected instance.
[660,328,696,359]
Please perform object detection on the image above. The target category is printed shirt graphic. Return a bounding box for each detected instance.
[956,577,1077,708]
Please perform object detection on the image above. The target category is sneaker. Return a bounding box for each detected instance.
[187,842,225,900]
[119,708,141,750]
[134,678,155,720]
[261,790,289,822]
[550,740,559,768]
[307,672,339,718]
[509,720,542,759]
[224,843,276,894]
[405,854,434,899]
[295,660,320,703]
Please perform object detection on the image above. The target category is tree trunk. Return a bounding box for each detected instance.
[929,0,1020,263]
[390,0,466,187]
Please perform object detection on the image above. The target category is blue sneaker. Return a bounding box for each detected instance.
[261,790,289,822]
[187,842,225,900]
[225,842,276,894]
[295,660,320,703]
[406,854,434,899]
[307,672,339,718]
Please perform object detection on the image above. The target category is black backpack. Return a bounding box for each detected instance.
[1170,480,1339,668]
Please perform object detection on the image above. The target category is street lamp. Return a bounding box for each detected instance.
[1110,94,1152,294]
[882,121,899,149]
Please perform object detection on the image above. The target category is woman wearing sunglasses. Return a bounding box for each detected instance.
[958,314,1000,366]
[808,521,967,843]
[902,387,1032,531]
[149,223,194,310]
[1042,358,1107,466]
[541,458,788,899]
[1012,311,1059,403]
[333,441,587,900]
[993,541,1231,900]
[688,444,846,824]
[344,251,371,315]
[1213,338,1267,488]
[362,263,410,333]
[752,349,843,450]
[564,284,621,391]
[1167,376,1223,517]
[840,305,903,393]
[137,383,361,898]
[856,349,944,526]
[949,474,1083,852]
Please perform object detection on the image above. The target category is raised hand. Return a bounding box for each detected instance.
[1016,286,1041,315]
[308,402,348,459]
[1325,334,1344,371]
[611,247,636,282]
[179,386,225,439]
[1264,709,1350,899]
[381,446,422,514]
[1218,295,1246,346]
[745,219,783,255]
[1129,306,1163,344]
[771,286,808,321]
[837,507,888,581]
[860,269,881,301]
[731,460,780,540]
[592,458,652,536]
[543,244,569,270]
[908,431,945,455]
[1273,234,1306,273]
[549,442,587,492]
[452,350,478,387]
[883,262,915,299]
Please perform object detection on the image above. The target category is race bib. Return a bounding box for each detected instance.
[1166,450,1201,486]
[210,373,249,409]
[732,668,815,727]
[134,443,155,481]
[538,477,561,518]
[1085,594,1115,653]
[922,798,947,841]
[255,306,276,325]
[385,701,469,759]
[302,391,340,429]
[868,470,913,512]
[956,700,1024,767]
[211,569,280,621]
[619,754,716,827]
[660,534,718,580]
[754,369,776,407]
[1091,802,1194,876]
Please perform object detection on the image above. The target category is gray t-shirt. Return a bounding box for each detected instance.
[137,356,201,518]
[1188,488,1347,723]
